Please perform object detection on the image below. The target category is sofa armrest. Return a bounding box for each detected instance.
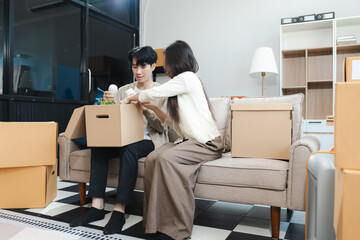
[58,132,81,181]
[287,135,320,211]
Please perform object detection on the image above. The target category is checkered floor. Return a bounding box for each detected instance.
[2,178,306,240]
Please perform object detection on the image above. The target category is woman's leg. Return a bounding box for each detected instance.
[144,138,223,240]
[143,143,176,225]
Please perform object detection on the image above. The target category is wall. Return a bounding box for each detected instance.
[140,0,360,97]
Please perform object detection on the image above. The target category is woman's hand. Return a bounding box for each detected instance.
[120,97,131,104]
[120,92,140,104]
[103,91,115,101]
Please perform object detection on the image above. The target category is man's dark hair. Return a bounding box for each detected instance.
[128,46,158,66]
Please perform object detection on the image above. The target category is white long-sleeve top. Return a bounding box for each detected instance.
[139,71,220,144]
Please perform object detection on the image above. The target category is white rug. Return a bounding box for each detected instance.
[0,210,141,240]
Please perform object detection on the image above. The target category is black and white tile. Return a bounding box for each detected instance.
[0,178,306,240]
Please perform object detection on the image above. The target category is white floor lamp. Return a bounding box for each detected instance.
[249,47,279,96]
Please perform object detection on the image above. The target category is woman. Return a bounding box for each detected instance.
[70,46,168,235]
[121,40,224,240]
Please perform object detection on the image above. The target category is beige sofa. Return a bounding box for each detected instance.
[59,94,320,239]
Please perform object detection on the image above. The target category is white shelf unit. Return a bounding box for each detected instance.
[280,16,360,151]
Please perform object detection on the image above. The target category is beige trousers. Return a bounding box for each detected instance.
[143,137,224,240]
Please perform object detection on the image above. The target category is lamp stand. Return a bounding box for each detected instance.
[261,72,265,96]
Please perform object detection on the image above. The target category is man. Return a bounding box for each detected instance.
[70,46,167,235]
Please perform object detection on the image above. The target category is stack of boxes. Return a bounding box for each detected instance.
[0,122,58,208]
[334,57,360,239]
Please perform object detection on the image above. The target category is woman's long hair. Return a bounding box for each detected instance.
[164,40,214,123]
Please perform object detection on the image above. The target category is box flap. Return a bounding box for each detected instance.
[231,103,293,111]
[0,122,57,168]
[120,104,144,146]
[64,106,86,139]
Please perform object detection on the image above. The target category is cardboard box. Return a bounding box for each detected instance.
[0,165,57,208]
[64,104,144,147]
[155,49,164,67]
[334,82,360,169]
[0,122,57,168]
[231,103,292,159]
[88,55,119,73]
[345,56,360,82]
[334,168,360,240]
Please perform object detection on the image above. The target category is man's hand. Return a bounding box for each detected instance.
[140,102,167,123]
[140,101,157,111]
[103,91,115,101]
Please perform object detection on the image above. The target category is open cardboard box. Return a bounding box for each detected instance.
[231,103,292,159]
[0,122,58,208]
[334,168,360,240]
[64,104,144,147]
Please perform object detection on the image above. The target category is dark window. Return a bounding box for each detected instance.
[88,0,135,25]
[88,13,134,94]
[13,1,82,99]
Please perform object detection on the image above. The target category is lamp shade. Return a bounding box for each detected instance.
[249,47,279,78]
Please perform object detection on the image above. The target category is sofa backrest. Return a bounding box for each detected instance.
[209,97,232,151]
[166,97,232,151]
[168,94,303,151]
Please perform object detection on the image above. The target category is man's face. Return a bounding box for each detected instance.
[132,58,155,83]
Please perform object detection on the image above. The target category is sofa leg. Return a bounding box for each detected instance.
[270,206,280,239]
[79,182,86,206]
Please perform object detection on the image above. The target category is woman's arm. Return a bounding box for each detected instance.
[141,102,167,123]
[119,92,140,104]
[139,72,197,102]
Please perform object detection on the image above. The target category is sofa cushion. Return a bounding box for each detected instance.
[232,93,304,143]
[70,149,118,175]
[197,153,289,190]
[209,97,231,151]
[69,149,146,177]
[69,149,91,172]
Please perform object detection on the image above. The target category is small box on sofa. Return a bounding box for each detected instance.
[231,103,292,159]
